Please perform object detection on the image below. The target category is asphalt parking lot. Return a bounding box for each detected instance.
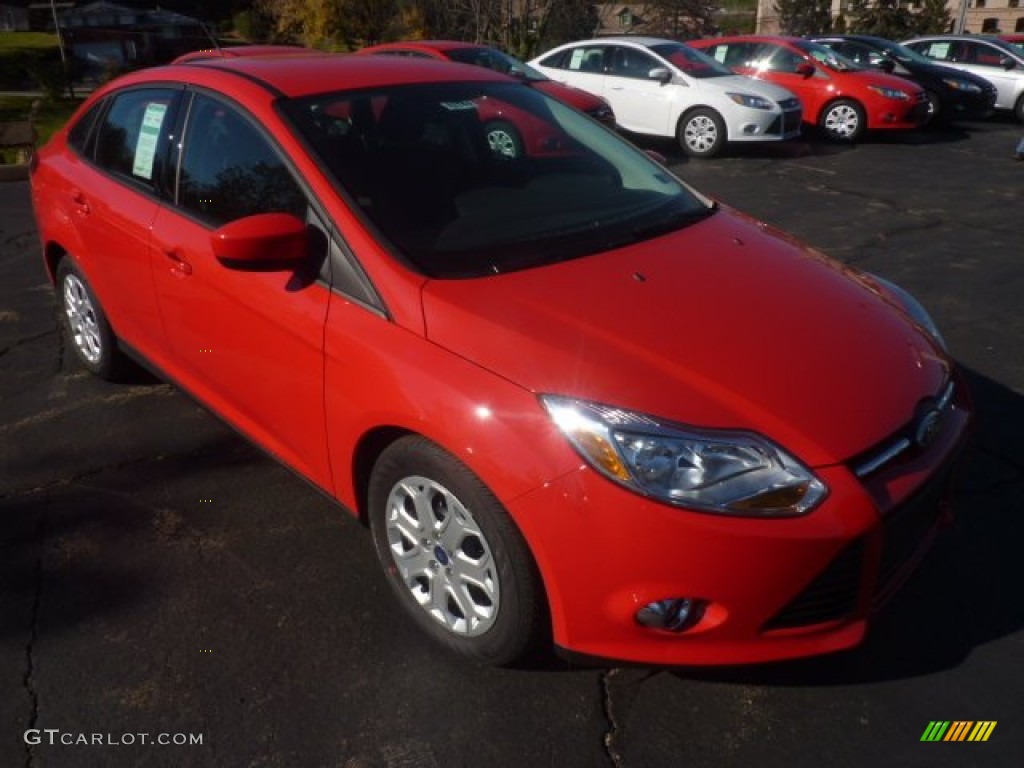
[2,118,1023,768]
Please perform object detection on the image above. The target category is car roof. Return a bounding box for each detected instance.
[696,35,804,44]
[172,45,317,64]
[166,53,511,98]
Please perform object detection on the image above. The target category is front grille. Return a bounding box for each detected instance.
[762,539,865,630]
[852,381,955,478]
[783,109,802,133]
[766,115,781,135]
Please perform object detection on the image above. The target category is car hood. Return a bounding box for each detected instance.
[701,74,799,104]
[420,206,950,467]
[846,68,926,94]
[531,79,607,112]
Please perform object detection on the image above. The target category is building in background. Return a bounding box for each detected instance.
[757,0,1024,35]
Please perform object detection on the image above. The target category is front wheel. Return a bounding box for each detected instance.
[368,436,546,665]
[819,99,866,141]
[56,258,127,380]
[1014,93,1024,124]
[485,120,523,159]
[678,108,726,158]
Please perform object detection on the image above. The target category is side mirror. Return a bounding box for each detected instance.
[1003,58,1017,71]
[648,66,673,84]
[876,58,895,74]
[211,212,308,267]
[795,63,815,78]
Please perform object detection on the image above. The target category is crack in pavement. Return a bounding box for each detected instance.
[0,329,56,359]
[22,491,45,768]
[0,452,174,501]
[600,668,625,768]
[600,668,660,767]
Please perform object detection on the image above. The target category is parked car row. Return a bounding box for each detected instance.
[176,35,1022,160]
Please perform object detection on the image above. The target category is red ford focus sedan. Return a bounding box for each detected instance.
[689,35,930,141]
[31,53,969,666]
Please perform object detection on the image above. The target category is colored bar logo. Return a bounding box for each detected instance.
[921,721,997,742]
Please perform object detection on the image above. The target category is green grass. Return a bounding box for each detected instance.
[0,31,59,53]
[1,95,81,163]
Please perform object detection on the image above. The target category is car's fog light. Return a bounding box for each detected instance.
[636,598,705,632]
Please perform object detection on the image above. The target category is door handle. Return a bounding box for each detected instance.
[70,188,90,215]
[163,249,193,276]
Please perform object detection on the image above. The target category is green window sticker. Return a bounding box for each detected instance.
[133,102,167,180]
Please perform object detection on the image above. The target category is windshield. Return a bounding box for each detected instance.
[650,43,734,78]
[282,82,712,278]
[871,38,935,66]
[793,40,860,72]
[446,47,549,83]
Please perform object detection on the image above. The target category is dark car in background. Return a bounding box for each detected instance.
[902,35,1024,122]
[810,35,997,124]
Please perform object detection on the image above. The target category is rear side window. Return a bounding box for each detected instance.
[94,88,177,184]
[177,93,307,228]
[67,100,105,157]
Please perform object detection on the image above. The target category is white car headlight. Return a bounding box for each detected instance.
[868,85,910,101]
[726,92,774,110]
[867,274,947,352]
[541,397,827,517]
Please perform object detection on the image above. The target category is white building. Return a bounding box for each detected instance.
[756,0,1024,35]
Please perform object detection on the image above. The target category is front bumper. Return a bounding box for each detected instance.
[726,102,803,143]
[508,385,970,666]
[868,92,931,130]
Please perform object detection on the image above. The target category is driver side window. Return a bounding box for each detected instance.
[177,94,307,228]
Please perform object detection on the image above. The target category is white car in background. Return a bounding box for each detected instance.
[529,37,802,157]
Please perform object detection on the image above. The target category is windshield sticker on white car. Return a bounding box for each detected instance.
[570,49,585,70]
[928,42,951,59]
[132,102,167,180]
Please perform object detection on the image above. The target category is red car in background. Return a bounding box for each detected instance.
[689,35,930,141]
[357,40,616,156]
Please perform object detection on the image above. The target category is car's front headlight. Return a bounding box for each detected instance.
[868,85,910,101]
[866,274,947,352]
[726,92,774,110]
[942,77,982,93]
[541,397,827,517]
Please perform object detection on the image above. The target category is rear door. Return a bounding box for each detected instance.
[65,87,181,361]
[150,91,333,489]
[535,44,608,103]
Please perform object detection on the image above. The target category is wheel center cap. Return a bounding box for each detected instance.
[433,545,450,566]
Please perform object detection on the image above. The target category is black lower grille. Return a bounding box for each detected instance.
[783,110,801,133]
[763,539,865,631]
[766,115,781,135]
[877,471,947,592]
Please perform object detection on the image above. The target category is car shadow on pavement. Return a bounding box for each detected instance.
[0,433,266,644]
[668,366,1024,686]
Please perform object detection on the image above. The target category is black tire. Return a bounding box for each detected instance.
[678,108,726,158]
[1015,93,1024,124]
[368,435,545,665]
[818,99,866,142]
[56,258,127,380]
[485,120,524,159]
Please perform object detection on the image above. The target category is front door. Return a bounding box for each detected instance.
[150,92,333,489]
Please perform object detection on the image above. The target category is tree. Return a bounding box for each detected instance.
[773,0,833,36]
[847,0,913,39]
[646,0,719,39]
[912,0,953,34]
